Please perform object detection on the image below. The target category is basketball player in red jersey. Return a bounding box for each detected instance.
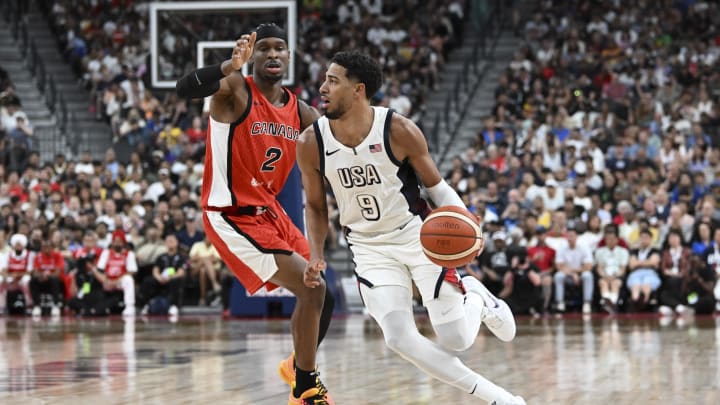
[176,24,333,405]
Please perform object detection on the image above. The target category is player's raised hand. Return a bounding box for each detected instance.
[304,258,326,288]
[232,32,256,70]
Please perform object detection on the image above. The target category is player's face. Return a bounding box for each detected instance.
[253,37,289,82]
[319,63,356,120]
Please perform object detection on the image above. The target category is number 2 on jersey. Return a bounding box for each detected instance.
[356,194,380,221]
[261,147,282,171]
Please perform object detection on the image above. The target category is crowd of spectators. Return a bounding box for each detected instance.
[7,0,719,319]
[44,0,464,150]
[0,0,470,317]
[441,0,720,316]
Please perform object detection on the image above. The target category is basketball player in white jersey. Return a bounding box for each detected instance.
[297,51,525,404]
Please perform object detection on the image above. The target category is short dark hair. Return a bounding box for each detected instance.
[603,224,618,236]
[330,51,382,100]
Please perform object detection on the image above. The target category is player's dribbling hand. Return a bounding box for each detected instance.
[232,32,256,70]
[304,258,326,288]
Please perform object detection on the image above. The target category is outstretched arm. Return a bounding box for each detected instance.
[388,114,465,208]
[176,32,256,100]
[297,124,328,288]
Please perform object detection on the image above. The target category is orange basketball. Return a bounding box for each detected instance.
[420,206,484,268]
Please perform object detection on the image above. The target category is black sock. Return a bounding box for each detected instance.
[294,367,317,398]
[317,285,335,347]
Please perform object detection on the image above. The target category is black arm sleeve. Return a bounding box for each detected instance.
[175,64,224,99]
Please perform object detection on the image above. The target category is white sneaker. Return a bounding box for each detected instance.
[122,307,136,317]
[168,305,179,316]
[675,305,688,315]
[463,276,516,342]
[658,306,674,317]
[490,395,526,405]
[140,305,149,316]
[51,306,61,317]
[582,302,591,314]
[556,301,566,312]
[32,306,42,317]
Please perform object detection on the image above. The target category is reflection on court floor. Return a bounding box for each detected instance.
[0,314,718,404]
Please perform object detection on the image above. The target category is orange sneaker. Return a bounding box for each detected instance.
[287,373,334,405]
[278,352,295,387]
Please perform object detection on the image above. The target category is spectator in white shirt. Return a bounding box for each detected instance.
[75,151,95,176]
[554,227,594,313]
[387,82,412,117]
[541,179,565,211]
[337,1,361,24]
[576,216,603,251]
[595,224,629,311]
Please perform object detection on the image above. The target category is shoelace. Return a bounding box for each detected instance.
[305,374,330,405]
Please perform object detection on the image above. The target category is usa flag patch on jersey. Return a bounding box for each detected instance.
[369,143,382,153]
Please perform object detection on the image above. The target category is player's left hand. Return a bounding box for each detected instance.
[304,259,326,288]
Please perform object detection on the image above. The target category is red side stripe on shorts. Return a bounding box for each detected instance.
[434,268,466,299]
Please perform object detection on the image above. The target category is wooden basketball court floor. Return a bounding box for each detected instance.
[1,314,718,404]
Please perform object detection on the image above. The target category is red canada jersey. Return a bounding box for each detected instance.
[202,76,301,208]
[97,249,138,280]
[7,250,30,274]
[33,251,65,274]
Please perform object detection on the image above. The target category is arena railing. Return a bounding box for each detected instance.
[430,0,504,165]
[47,74,57,114]
[4,0,19,35]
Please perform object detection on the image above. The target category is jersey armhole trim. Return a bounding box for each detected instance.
[225,80,253,206]
[229,79,253,126]
[383,109,402,166]
[313,120,325,175]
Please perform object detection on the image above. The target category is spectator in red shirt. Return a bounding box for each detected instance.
[1,233,33,313]
[94,230,137,316]
[527,226,556,311]
[30,239,65,317]
[185,116,206,144]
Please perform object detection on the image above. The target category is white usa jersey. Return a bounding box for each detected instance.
[314,107,430,234]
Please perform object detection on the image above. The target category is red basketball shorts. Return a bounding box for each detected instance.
[203,200,310,294]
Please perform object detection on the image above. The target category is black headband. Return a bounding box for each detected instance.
[254,23,287,42]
